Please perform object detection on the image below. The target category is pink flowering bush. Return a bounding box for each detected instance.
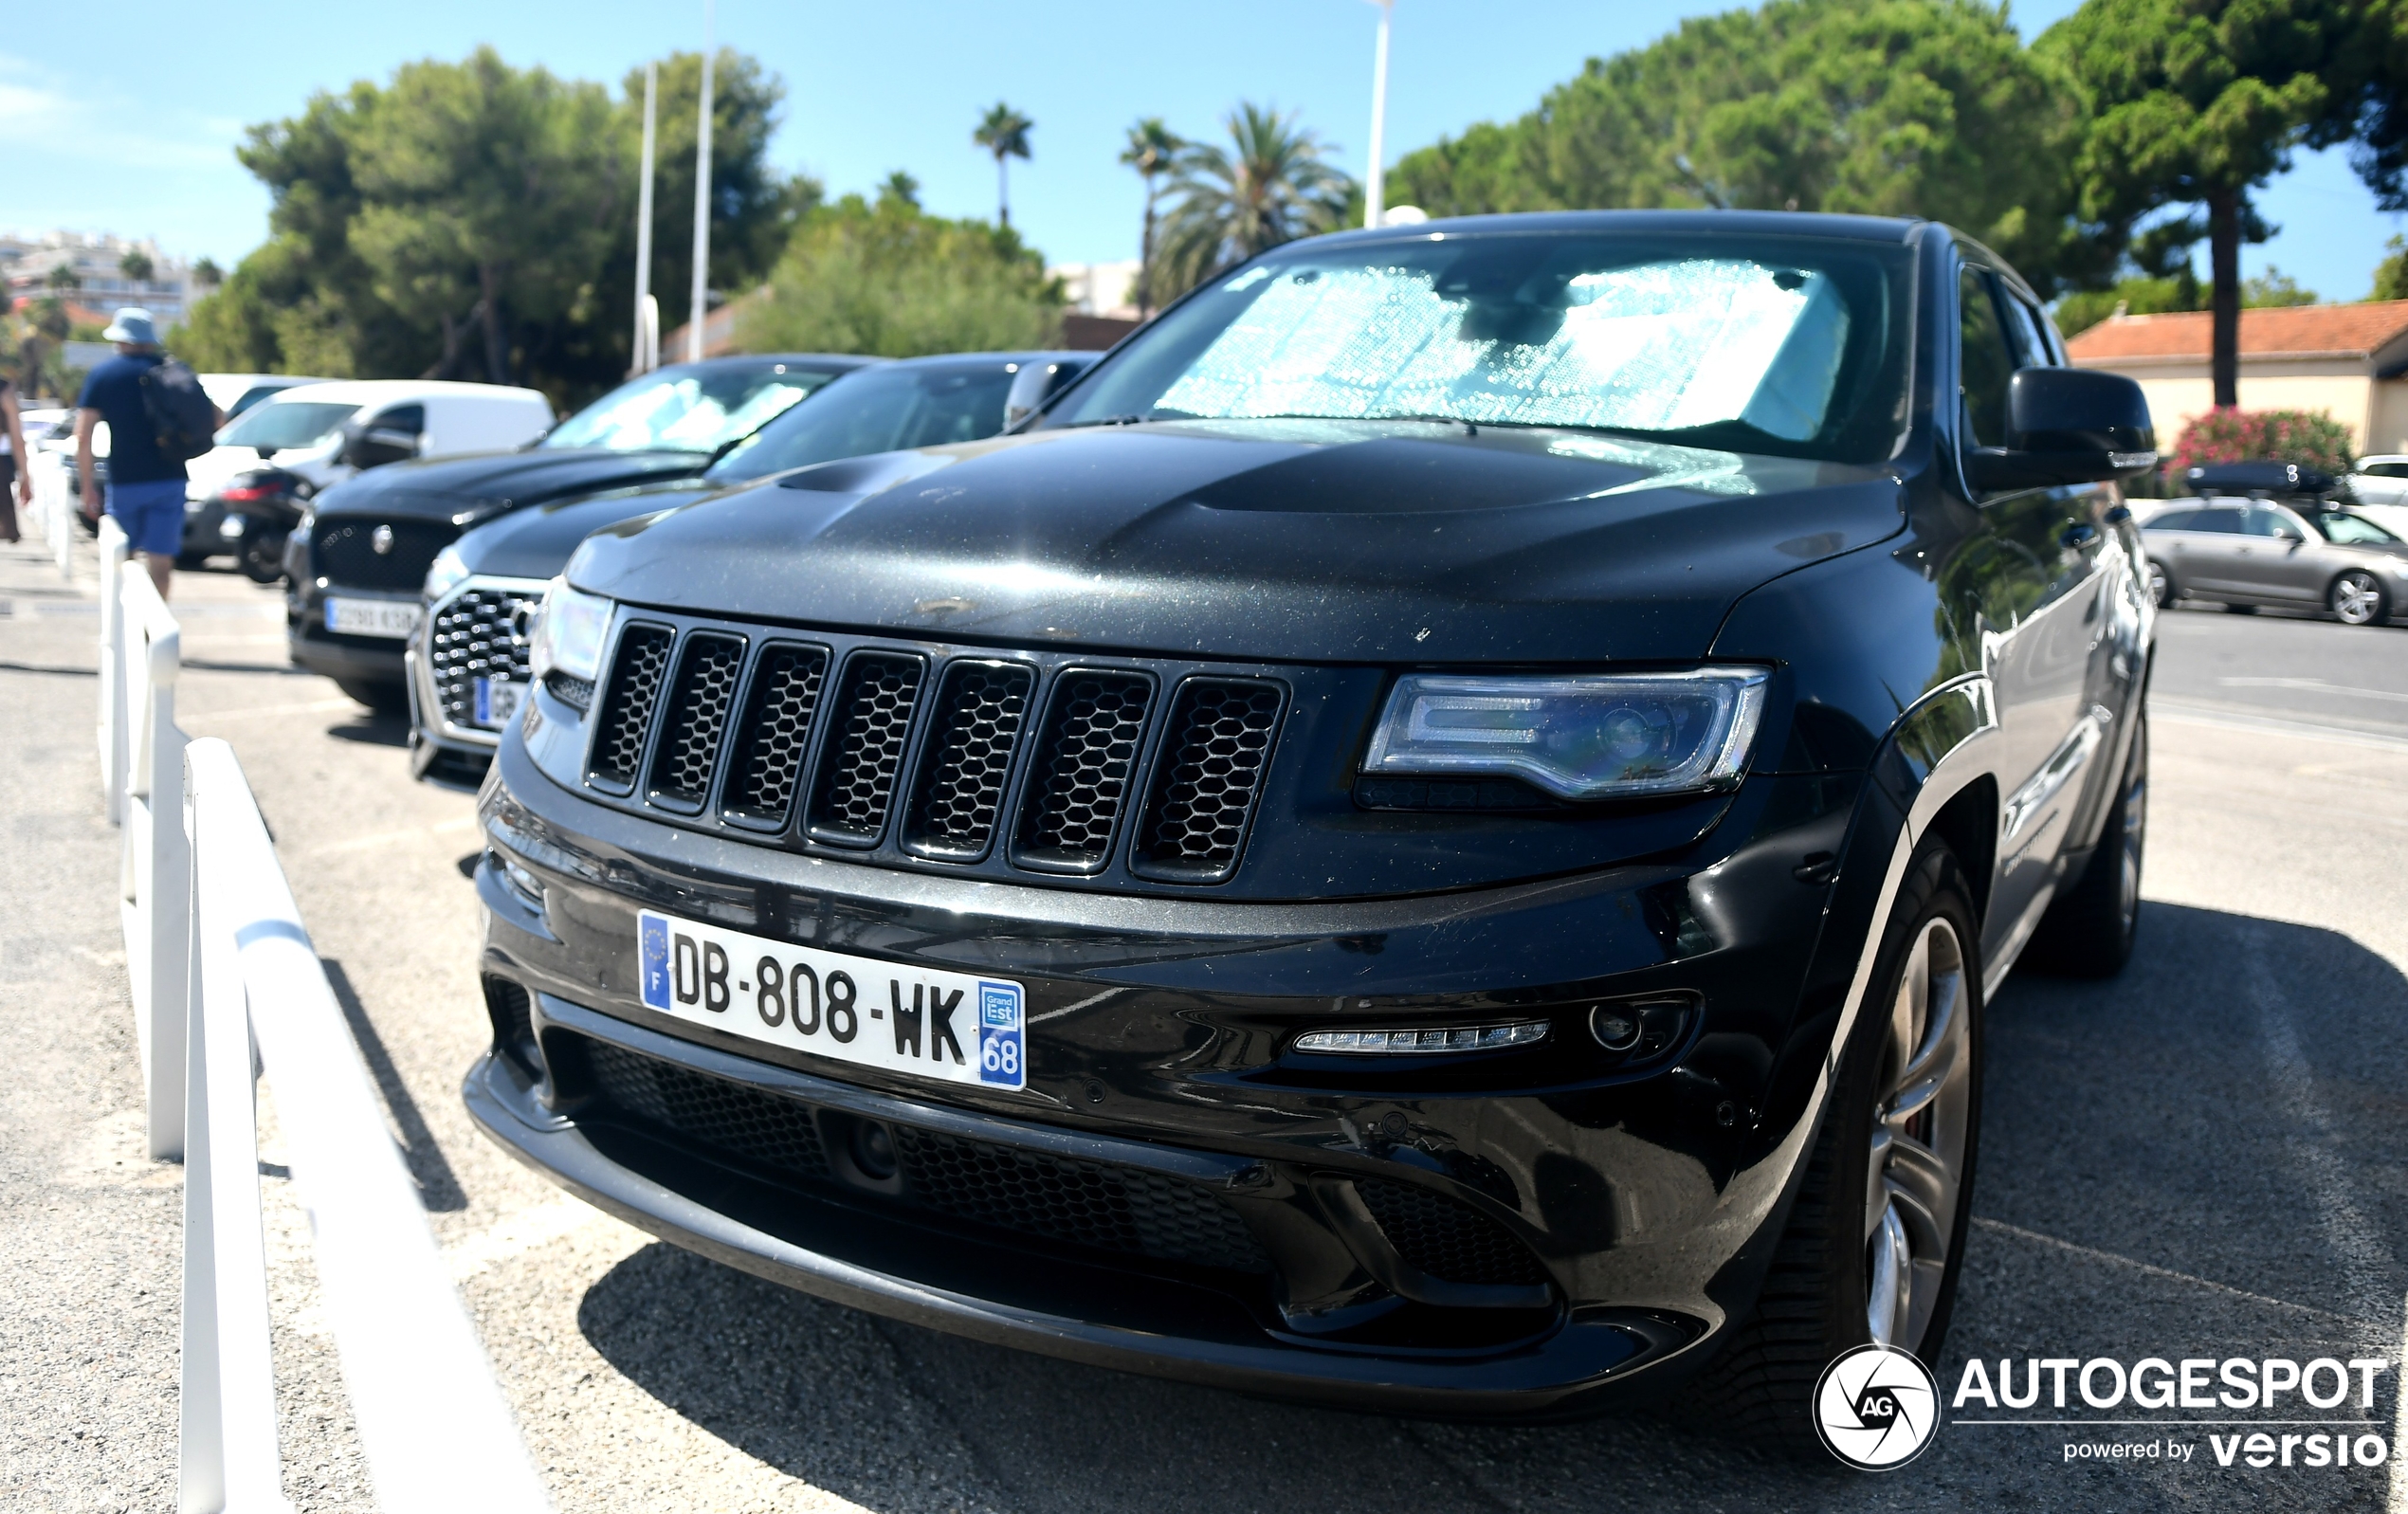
[2167,407,2355,477]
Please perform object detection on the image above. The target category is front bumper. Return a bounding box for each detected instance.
[286,582,413,685]
[468,703,1870,1414]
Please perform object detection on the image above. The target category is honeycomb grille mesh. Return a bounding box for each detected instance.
[892,1125,1269,1272]
[904,662,1034,857]
[589,625,675,788]
[1356,1178,1547,1287]
[807,653,927,842]
[579,1038,834,1180]
[428,586,537,729]
[1134,681,1283,880]
[721,643,830,826]
[1012,672,1153,868]
[566,1033,1268,1273]
[648,632,746,805]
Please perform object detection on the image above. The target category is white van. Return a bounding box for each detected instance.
[185,379,556,503]
[199,373,330,423]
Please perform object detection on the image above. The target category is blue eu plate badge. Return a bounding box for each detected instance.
[977,982,1024,1086]
[639,914,672,1011]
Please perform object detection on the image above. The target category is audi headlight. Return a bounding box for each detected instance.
[1360,668,1770,799]
[528,578,613,685]
[422,543,470,602]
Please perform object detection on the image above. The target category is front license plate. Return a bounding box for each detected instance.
[324,596,421,638]
[474,676,524,729]
[636,909,1027,1090]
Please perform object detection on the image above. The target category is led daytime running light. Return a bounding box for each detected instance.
[1293,1021,1548,1055]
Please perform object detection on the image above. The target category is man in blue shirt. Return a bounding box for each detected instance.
[77,308,219,599]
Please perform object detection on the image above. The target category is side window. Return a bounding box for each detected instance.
[2188,508,2244,535]
[2147,510,2198,531]
[1957,265,2018,449]
[1999,294,2052,369]
[366,404,425,436]
[2242,506,2303,540]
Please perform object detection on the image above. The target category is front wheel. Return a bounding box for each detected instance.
[2027,713,2147,977]
[2330,570,2388,626]
[1681,839,1981,1451]
[2144,558,2176,607]
[240,532,287,584]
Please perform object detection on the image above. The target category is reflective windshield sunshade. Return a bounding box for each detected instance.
[1292,1021,1549,1055]
[1360,667,1769,800]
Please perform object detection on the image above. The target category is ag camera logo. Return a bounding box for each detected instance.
[1816,1344,1941,1469]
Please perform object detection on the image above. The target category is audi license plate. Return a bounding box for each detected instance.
[636,909,1027,1090]
[323,596,420,639]
[474,676,524,729]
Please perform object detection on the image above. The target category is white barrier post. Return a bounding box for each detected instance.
[180,746,289,1514]
[99,517,131,821]
[119,562,190,1161]
[181,740,552,1513]
[55,474,75,583]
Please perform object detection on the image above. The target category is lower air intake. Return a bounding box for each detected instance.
[1356,1178,1548,1288]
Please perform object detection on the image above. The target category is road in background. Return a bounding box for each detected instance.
[4,547,2404,1512]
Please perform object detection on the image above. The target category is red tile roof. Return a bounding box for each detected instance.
[2068,301,2408,362]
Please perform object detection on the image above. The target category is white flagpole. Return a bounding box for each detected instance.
[633,61,657,374]
[1364,0,1393,228]
[687,0,716,365]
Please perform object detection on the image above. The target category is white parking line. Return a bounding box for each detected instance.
[1971,1216,2371,1326]
[443,1196,618,1285]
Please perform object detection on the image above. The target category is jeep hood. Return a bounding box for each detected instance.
[569,420,1907,664]
[450,478,719,581]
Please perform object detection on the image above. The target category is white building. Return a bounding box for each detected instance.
[2,229,201,324]
[1049,260,1142,321]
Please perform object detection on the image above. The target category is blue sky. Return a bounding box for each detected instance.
[5,0,2400,301]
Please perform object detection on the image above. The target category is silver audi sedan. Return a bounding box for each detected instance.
[2138,497,2408,625]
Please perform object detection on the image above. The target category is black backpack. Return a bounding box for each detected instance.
[138,357,217,463]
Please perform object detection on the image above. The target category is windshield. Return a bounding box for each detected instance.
[2308,508,2402,545]
[544,361,844,453]
[708,361,1017,483]
[1047,231,1915,463]
[216,400,361,452]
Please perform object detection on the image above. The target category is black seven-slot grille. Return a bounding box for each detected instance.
[315,518,457,593]
[428,585,539,735]
[571,1031,1270,1273]
[578,612,1286,885]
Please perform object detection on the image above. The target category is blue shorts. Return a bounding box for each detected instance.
[108,478,188,556]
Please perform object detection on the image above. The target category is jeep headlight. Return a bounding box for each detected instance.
[1360,668,1770,799]
[528,578,613,685]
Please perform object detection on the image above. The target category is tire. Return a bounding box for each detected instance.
[1680,839,1982,1453]
[2027,712,2147,977]
[2329,570,2387,626]
[2144,558,2176,608]
[239,536,286,584]
[335,678,410,714]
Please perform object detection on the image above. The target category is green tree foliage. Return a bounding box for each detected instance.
[2039,0,2390,405]
[1153,104,1354,300]
[118,249,155,284]
[1387,0,2093,291]
[2375,236,2408,301]
[973,102,1034,228]
[2169,406,2354,474]
[171,47,811,406]
[733,180,1063,357]
[1120,117,1187,317]
[2240,265,2318,306]
[2054,271,2201,337]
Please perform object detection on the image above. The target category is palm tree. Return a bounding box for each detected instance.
[1119,118,1187,318]
[119,248,155,286]
[1153,104,1355,303]
[973,102,1033,228]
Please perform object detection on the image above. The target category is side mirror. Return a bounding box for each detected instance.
[341,425,420,470]
[1964,367,2156,492]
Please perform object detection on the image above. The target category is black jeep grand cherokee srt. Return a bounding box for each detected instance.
[465,212,2156,1436]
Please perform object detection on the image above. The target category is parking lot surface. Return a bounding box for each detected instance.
[3,538,2404,1512]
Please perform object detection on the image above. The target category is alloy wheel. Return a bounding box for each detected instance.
[1865,915,1974,1350]
[2144,559,2171,607]
[2331,571,2384,626]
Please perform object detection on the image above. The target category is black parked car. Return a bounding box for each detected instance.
[465,213,2156,1438]
[288,355,877,708]
[407,352,1093,787]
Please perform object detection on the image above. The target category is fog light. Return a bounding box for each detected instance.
[1589,995,1698,1058]
[1590,1007,1642,1051]
[849,1120,898,1180]
[1292,1020,1548,1055]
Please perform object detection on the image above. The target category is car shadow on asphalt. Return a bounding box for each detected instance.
[565,899,2406,1513]
[324,709,409,748]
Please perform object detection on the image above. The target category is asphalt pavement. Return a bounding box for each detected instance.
[4,535,2405,1513]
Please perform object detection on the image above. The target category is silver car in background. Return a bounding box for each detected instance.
[2139,496,2408,625]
